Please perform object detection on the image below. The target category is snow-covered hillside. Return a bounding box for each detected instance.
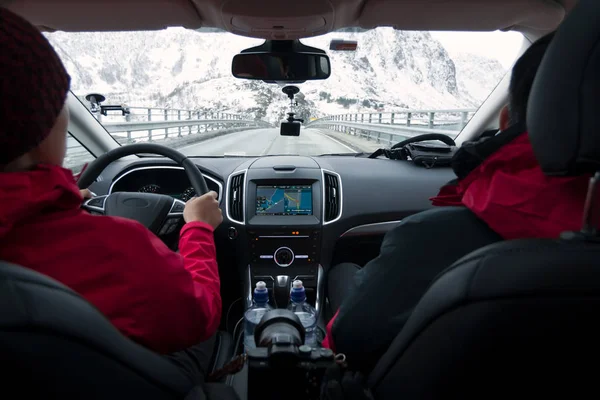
[46,27,509,124]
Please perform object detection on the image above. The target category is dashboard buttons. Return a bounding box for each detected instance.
[274,247,294,267]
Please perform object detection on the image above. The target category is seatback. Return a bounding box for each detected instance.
[367,239,600,397]
[0,261,194,399]
[368,0,600,397]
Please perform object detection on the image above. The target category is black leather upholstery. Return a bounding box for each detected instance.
[210,331,234,377]
[0,261,235,399]
[367,239,600,397]
[527,0,600,175]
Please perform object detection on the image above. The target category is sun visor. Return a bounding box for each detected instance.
[221,0,333,39]
[4,0,203,31]
[358,0,565,31]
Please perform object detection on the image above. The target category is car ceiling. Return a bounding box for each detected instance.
[1,0,578,38]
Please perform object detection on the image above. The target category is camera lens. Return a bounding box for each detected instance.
[254,309,305,348]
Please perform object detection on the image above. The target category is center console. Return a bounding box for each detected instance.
[247,226,322,309]
[226,157,343,400]
[230,157,332,313]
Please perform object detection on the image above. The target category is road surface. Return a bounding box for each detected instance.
[178,128,360,157]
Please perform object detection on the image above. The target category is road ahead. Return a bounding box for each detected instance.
[178,128,360,157]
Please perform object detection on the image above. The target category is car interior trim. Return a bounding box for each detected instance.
[321,168,343,225]
[226,169,248,225]
[340,220,404,237]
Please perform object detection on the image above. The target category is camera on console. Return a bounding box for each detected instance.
[247,309,336,400]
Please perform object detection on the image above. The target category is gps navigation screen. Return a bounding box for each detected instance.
[255,185,313,215]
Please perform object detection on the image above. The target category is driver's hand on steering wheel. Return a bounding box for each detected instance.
[80,188,94,199]
[183,191,223,230]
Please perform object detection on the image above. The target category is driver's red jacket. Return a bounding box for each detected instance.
[0,164,221,354]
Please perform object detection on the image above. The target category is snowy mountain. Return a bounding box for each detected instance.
[452,53,507,104]
[46,27,508,124]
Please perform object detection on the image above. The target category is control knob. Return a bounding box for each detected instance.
[274,247,294,267]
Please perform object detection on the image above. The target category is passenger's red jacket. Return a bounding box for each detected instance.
[0,164,221,354]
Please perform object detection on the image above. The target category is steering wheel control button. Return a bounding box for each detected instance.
[87,196,106,208]
[83,195,107,215]
[274,247,294,267]
[171,202,185,213]
[159,218,180,236]
[228,227,238,240]
[166,223,178,234]
[169,199,186,216]
[159,225,169,235]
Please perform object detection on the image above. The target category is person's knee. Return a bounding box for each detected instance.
[329,262,361,279]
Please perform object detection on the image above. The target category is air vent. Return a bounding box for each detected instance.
[228,172,245,224]
[323,171,341,223]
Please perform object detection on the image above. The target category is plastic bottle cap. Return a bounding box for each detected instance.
[254,281,269,304]
[256,281,267,290]
[292,280,303,288]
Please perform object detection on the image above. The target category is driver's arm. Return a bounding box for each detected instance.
[122,219,221,354]
[101,192,222,354]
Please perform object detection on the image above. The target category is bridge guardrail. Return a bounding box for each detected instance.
[88,106,270,143]
[66,106,270,172]
[306,109,477,146]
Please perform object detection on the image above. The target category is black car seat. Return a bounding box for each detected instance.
[0,261,237,399]
[365,0,600,397]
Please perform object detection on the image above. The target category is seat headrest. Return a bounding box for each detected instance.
[527,0,600,176]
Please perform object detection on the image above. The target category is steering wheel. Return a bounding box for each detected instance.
[77,143,209,236]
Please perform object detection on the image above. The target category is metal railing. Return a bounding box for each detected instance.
[306,109,477,146]
[92,106,270,144]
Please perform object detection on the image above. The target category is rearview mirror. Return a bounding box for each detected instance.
[232,52,331,82]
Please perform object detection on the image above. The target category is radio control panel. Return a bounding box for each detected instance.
[248,229,321,267]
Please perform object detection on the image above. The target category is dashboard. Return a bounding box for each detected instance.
[90,155,454,314]
[109,166,223,201]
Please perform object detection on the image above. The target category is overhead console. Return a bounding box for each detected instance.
[220,0,334,40]
[226,156,341,312]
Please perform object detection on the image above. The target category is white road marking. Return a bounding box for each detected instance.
[310,129,357,153]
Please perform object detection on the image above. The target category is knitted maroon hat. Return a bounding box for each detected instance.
[0,8,71,164]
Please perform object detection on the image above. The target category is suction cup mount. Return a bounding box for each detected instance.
[282,86,303,122]
[282,85,300,100]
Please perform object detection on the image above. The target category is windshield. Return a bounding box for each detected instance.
[46,28,522,158]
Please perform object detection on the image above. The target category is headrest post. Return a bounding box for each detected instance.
[581,172,600,235]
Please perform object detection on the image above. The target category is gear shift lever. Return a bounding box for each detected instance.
[273,275,291,308]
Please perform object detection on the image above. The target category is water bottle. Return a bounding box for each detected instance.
[243,281,273,350]
[287,280,318,347]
